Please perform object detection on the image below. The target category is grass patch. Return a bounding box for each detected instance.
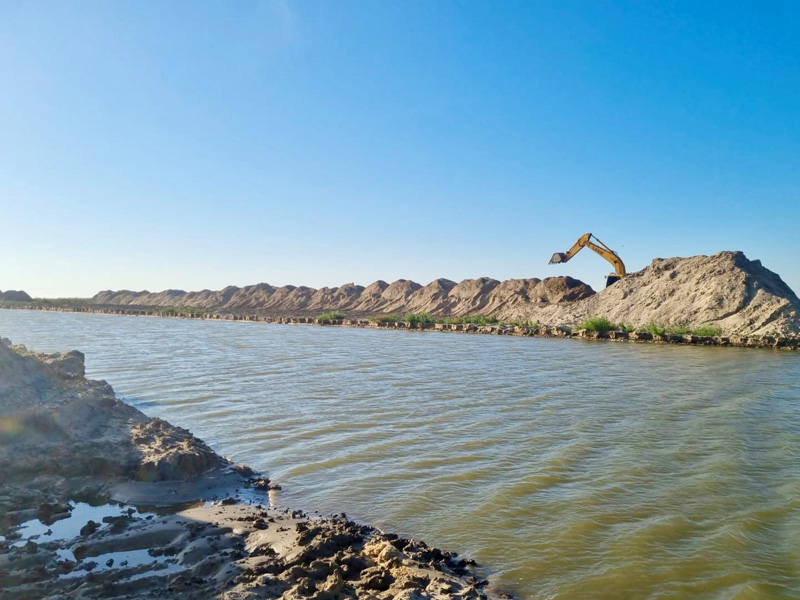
[404,312,434,324]
[438,315,500,326]
[369,314,403,323]
[317,311,345,320]
[668,324,692,335]
[577,317,616,332]
[692,325,723,337]
[509,319,541,328]
[640,322,666,336]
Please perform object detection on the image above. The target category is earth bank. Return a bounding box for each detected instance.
[0,339,503,600]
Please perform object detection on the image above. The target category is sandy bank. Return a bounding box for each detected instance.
[0,339,504,600]
[6,250,800,339]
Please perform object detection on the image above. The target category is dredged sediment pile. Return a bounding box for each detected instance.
[86,251,800,337]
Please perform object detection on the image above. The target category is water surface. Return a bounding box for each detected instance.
[2,310,800,599]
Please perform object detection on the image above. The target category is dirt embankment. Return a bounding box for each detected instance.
[0,340,500,600]
[90,276,595,319]
[85,251,800,337]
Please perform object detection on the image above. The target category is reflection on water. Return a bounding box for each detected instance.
[2,310,800,599]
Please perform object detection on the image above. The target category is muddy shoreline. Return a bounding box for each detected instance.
[3,304,799,351]
[0,340,508,599]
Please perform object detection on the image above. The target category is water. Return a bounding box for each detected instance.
[2,310,800,599]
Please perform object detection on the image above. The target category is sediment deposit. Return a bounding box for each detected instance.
[85,251,800,336]
[90,276,596,318]
[0,340,498,599]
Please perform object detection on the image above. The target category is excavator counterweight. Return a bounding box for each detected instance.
[548,233,626,288]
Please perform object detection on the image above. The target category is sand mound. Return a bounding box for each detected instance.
[515,251,800,336]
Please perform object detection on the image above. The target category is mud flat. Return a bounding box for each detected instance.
[0,339,504,599]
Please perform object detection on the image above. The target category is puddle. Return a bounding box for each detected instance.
[3,501,188,581]
[59,548,183,579]
[9,502,151,547]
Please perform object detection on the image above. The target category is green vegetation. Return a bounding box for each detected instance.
[369,313,500,326]
[404,312,434,324]
[438,315,500,326]
[509,319,541,328]
[577,316,617,332]
[317,311,345,320]
[668,324,692,335]
[638,322,723,337]
[369,314,403,323]
[641,322,667,336]
[691,325,723,337]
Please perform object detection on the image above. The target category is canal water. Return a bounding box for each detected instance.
[2,309,799,599]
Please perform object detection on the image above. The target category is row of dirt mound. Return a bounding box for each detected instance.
[92,276,597,318]
[89,251,800,336]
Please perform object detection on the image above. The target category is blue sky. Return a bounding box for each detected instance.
[1,1,798,297]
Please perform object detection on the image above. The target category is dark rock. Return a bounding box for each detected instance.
[80,520,99,536]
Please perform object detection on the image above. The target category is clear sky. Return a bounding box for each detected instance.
[1,1,798,297]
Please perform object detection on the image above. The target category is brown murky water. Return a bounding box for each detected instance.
[2,310,800,599]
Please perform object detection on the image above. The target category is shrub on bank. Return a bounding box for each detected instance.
[317,311,345,320]
[438,315,500,326]
[641,322,667,336]
[577,317,617,332]
[404,313,434,324]
[509,319,541,328]
[369,314,403,323]
[692,325,723,337]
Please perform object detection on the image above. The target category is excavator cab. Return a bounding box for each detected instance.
[548,233,626,288]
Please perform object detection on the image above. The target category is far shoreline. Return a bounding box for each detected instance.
[2,303,799,352]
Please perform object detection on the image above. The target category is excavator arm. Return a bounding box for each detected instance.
[549,233,626,287]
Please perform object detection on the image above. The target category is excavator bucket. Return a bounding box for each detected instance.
[549,252,567,265]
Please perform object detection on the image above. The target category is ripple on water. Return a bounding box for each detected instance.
[2,310,800,598]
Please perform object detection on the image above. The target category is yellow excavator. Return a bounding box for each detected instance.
[548,233,626,287]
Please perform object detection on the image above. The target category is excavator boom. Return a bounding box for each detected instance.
[548,233,626,287]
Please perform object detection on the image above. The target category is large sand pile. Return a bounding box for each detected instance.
[87,250,800,336]
[515,251,800,336]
